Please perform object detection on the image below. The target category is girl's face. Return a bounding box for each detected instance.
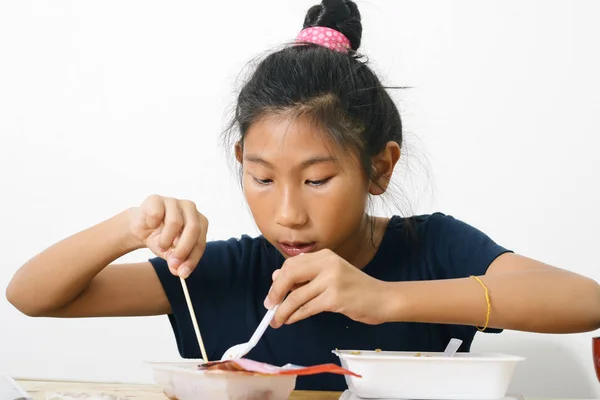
[238,114,373,263]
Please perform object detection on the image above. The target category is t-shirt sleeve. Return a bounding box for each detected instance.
[149,237,254,361]
[427,212,513,333]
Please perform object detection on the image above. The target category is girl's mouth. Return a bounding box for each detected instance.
[278,241,316,257]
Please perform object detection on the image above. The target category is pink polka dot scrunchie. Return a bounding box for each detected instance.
[295,26,351,54]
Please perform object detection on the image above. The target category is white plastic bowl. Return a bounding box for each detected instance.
[147,361,296,400]
[332,350,525,400]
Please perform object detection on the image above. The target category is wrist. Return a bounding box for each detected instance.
[380,281,410,323]
[109,208,145,253]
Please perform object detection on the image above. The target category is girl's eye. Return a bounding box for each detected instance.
[306,177,332,186]
[253,177,273,186]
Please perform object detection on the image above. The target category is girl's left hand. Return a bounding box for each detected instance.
[264,249,392,327]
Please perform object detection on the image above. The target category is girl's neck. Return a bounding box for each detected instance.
[337,214,390,269]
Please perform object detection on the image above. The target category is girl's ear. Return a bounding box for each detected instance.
[369,141,401,195]
[235,142,243,165]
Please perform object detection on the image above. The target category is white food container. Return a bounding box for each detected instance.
[332,350,524,400]
[147,361,296,400]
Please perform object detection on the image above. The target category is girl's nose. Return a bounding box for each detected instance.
[275,187,308,228]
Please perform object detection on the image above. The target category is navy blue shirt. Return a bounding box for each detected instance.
[149,213,511,391]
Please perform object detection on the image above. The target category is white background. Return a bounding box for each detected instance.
[1,0,599,397]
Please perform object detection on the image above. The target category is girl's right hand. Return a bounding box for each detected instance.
[128,195,208,278]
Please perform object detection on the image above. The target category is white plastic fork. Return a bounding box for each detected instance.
[443,338,463,357]
[221,304,280,361]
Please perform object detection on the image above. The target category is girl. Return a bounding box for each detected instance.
[6,0,600,392]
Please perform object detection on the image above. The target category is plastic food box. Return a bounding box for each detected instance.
[147,361,296,400]
[332,350,525,400]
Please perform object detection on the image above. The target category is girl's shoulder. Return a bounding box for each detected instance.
[386,212,491,238]
[379,212,511,277]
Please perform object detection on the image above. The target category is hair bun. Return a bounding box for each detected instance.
[302,0,362,51]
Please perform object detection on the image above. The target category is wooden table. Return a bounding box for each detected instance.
[17,380,342,399]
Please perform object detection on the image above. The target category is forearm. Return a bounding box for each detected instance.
[385,268,600,333]
[6,209,142,315]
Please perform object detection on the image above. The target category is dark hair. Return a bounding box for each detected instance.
[222,0,417,238]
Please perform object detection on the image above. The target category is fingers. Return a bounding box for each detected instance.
[271,280,323,328]
[177,240,205,279]
[264,253,322,309]
[141,195,165,231]
[175,202,208,278]
[169,201,202,263]
[159,197,184,251]
[137,195,208,277]
[271,269,302,292]
[284,292,327,326]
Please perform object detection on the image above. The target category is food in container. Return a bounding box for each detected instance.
[333,349,524,400]
[148,358,360,400]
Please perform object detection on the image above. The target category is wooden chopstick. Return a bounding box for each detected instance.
[179,277,209,363]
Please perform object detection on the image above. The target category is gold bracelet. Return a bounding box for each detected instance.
[470,275,491,332]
